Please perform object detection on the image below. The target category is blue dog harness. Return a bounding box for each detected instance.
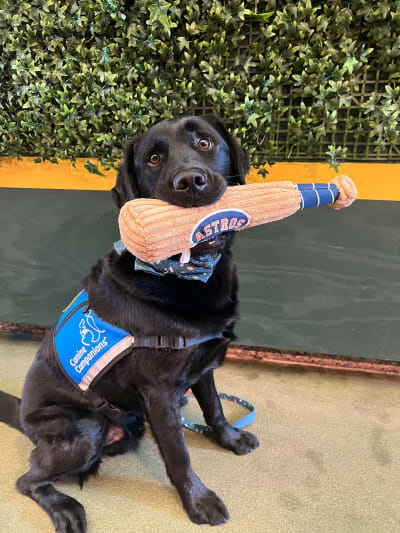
[54,290,132,394]
[54,289,221,419]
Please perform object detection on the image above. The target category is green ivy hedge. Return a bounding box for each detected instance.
[0,0,399,172]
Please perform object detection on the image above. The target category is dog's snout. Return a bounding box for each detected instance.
[157,166,227,208]
[173,170,208,193]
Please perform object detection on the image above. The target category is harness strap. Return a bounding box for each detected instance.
[80,334,223,421]
[83,388,125,420]
[81,333,223,420]
[132,333,222,350]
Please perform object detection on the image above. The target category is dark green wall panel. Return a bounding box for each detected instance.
[234,203,400,359]
[0,188,399,360]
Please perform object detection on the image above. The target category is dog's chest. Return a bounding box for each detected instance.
[93,333,230,411]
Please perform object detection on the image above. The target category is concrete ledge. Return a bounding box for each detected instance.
[2,321,399,378]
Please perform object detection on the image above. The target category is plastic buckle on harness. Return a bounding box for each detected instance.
[157,335,186,350]
[173,336,186,349]
[156,336,186,349]
[83,389,124,421]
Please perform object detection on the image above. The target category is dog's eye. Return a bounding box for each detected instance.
[198,138,213,150]
[149,153,161,165]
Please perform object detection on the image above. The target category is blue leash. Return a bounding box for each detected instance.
[181,392,256,435]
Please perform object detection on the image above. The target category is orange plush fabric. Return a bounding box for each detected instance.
[329,174,359,210]
[118,175,357,263]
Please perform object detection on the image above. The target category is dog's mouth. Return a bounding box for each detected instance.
[168,233,228,264]
[189,233,229,258]
[194,233,225,250]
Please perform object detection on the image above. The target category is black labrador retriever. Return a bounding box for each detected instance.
[0,114,259,532]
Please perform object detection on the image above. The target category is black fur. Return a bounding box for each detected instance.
[0,114,258,532]
[0,391,21,431]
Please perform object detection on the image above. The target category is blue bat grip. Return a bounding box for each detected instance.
[296,183,339,210]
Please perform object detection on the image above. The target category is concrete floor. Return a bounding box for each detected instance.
[0,338,399,533]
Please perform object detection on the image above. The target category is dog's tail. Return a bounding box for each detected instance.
[0,390,22,431]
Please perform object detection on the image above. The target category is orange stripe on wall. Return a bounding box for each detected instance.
[247,162,400,202]
[0,158,116,191]
[0,157,399,201]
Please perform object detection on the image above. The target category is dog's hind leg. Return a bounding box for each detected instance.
[17,474,87,533]
[16,426,103,533]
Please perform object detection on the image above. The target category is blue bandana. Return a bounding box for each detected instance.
[134,253,221,283]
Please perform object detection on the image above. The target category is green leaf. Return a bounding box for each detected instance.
[342,57,358,74]
[247,113,260,126]
[99,47,111,66]
[257,167,269,178]
[244,9,274,22]
[84,161,105,176]
[147,1,177,37]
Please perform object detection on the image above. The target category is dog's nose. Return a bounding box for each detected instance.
[173,170,208,192]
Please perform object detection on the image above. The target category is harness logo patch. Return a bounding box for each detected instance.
[190,209,251,245]
[79,310,105,346]
[70,336,109,374]
[55,290,132,388]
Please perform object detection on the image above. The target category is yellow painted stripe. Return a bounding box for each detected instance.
[247,162,400,202]
[0,157,399,201]
[0,158,115,191]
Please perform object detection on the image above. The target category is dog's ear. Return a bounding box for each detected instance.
[111,137,141,208]
[202,113,250,185]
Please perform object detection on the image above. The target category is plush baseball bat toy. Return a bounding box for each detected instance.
[118,174,357,264]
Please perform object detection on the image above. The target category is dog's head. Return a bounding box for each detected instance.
[112,114,249,208]
[112,114,249,256]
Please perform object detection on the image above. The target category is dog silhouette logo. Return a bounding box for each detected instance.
[79,310,105,346]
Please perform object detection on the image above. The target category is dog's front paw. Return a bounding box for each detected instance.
[184,486,229,526]
[217,426,259,455]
